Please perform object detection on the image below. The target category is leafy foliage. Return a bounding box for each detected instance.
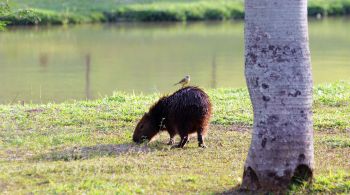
[0,2,10,30]
[3,0,350,25]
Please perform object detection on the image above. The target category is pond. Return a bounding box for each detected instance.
[0,18,349,103]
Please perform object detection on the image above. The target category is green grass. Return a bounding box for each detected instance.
[289,170,350,194]
[0,82,349,193]
[320,137,350,148]
[1,0,350,25]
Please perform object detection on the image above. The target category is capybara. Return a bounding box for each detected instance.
[133,86,212,148]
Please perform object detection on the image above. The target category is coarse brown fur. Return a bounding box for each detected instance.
[133,86,212,148]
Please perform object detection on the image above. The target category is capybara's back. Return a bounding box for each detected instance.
[166,87,211,134]
[133,86,212,148]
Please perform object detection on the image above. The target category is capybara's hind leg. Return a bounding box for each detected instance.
[197,128,207,148]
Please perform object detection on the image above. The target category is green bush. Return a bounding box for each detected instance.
[0,8,97,25]
[204,7,230,20]
[0,2,10,29]
[2,9,43,25]
[224,3,244,19]
[308,4,327,16]
[88,12,107,22]
[328,3,346,16]
[102,2,243,22]
[308,0,350,17]
[183,6,205,21]
[129,8,185,21]
[344,1,350,13]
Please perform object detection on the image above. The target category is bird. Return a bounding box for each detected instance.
[174,75,190,87]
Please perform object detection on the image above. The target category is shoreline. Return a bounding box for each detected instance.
[1,1,350,26]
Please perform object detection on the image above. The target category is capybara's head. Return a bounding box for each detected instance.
[133,113,159,143]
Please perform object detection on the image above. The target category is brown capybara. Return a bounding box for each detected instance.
[133,86,212,148]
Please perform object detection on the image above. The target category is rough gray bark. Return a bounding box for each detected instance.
[242,0,314,191]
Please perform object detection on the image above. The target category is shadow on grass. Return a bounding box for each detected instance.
[217,185,257,195]
[217,183,310,195]
[38,143,152,161]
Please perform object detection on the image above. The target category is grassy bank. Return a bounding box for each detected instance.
[0,82,349,193]
[1,0,350,25]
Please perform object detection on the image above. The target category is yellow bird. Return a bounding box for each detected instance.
[174,75,190,87]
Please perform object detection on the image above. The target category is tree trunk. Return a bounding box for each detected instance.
[242,0,314,191]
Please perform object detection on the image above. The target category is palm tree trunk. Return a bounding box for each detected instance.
[242,0,314,191]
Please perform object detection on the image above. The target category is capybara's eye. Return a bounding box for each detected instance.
[140,124,144,129]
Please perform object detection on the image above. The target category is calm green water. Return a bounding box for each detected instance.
[0,18,349,103]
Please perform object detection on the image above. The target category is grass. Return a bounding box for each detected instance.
[0,81,349,193]
[1,0,350,25]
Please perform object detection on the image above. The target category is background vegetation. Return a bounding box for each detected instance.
[1,82,349,193]
[1,0,350,25]
[0,2,10,29]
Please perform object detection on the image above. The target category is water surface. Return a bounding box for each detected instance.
[0,18,349,103]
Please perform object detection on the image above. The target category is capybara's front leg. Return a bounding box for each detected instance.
[178,135,189,148]
[197,128,207,148]
[171,135,188,148]
[167,127,176,145]
[167,135,175,145]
